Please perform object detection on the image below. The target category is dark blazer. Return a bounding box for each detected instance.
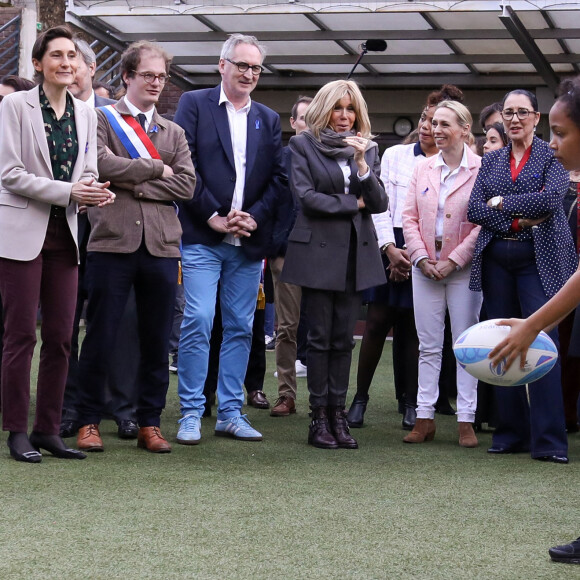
[87,97,196,258]
[174,85,285,261]
[281,133,388,292]
[267,145,296,258]
[467,136,577,298]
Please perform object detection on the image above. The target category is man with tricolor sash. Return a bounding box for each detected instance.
[75,41,196,454]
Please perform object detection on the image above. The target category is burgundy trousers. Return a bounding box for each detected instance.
[0,214,78,434]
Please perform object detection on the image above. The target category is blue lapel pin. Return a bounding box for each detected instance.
[255,119,260,130]
[85,142,89,154]
[421,187,429,195]
[151,125,159,133]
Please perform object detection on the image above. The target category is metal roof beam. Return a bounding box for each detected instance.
[113,29,580,43]
[304,13,379,77]
[182,73,545,89]
[66,12,196,91]
[500,6,560,93]
[173,54,580,66]
[541,9,580,74]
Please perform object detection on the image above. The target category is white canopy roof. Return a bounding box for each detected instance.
[66,0,580,93]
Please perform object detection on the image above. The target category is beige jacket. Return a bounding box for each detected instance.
[0,85,98,261]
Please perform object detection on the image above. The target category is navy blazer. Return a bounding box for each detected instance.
[267,145,296,258]
[467,136,577,298]
[174,85,285,261]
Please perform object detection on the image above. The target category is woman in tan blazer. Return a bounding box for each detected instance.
[0,26,113,463]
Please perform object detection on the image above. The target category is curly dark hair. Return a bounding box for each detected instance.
[556,76,580,130]
[425,84,464,108]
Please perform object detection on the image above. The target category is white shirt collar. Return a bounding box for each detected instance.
[124,97,155,127]
[433,144,469,170]
[86,90,96,109]
[219,83,252,113]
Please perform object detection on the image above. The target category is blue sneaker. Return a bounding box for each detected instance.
[214,414,263,441]
[176,414,201,445]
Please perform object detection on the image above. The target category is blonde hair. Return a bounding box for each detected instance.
[305,80,372,139]
[435,99,472,129]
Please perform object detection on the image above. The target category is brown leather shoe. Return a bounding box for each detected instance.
[137,426,172,453]
[458,422,479,448]
[270,396,296,417]
[403,418,436,443]
[247,390,270,409]
[77,424,104,452]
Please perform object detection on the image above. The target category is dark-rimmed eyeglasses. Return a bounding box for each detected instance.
[225,58,264,75]
[501,108,537,121]
[132,71,170,85]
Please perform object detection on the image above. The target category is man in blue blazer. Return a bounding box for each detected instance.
[174,33,285,444]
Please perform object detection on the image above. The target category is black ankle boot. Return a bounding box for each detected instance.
[346,393,369,428]
[329,407,358,449]
[308,407,338,449]
[402,405,417,431]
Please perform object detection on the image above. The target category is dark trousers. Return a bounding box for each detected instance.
[482,239,568,457]
[303,287,361,409]
[76,245,177,428]
[63,213,140,424]
[0,215,78,434]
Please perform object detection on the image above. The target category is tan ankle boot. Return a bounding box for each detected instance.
[458,422,478,448]
[403,418,435,443]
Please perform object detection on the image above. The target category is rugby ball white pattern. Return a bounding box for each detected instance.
[453,319,558,386]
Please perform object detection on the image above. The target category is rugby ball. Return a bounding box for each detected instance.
[453,319,558,386]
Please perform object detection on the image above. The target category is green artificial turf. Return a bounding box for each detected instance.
[0,340,578,579]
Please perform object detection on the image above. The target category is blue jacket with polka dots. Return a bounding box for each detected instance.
[467,136,577,298]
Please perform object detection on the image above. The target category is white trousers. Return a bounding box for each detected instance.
[412,265,482,422]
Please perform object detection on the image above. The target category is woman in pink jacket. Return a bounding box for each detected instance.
[402,100,482,447]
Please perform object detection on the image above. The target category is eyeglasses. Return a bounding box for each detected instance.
[501,108,537,121]
[132,71,170,85]
[225,58,264,75]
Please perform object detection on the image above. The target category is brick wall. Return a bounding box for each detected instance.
[156,81,184,118]
[0,8,22,78]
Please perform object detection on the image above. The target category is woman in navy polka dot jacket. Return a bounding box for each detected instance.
[467,89,577,464]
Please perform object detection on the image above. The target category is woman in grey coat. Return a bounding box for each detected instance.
[281,79,387,449]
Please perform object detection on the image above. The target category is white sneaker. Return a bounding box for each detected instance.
[295,360,307,378]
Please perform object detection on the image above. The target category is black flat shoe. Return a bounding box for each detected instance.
[534,455,569,464]
[346,394,369,428]
[117,419,138,440]
[59,419,79,438]
[29,432,87,460]
[487,445,529,454]
[435,401,456,416]
[402,405,416,431]
[7,432,42,463]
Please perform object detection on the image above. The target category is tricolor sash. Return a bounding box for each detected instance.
[99,104,162,160]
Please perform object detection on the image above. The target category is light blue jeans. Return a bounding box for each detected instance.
[178,243,262,420]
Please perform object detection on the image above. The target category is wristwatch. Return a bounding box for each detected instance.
[380,242,394,254]
[490,196,503,209]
